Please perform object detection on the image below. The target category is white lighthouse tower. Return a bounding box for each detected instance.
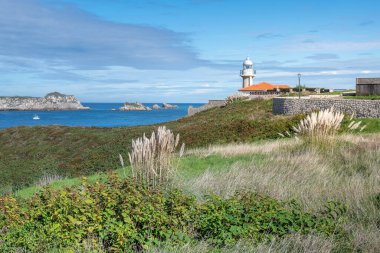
[240,57,256,88]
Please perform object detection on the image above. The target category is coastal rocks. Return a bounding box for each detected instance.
[118,102,179,111]
[0,92,90,111]
[162,103,179,109]
[119,102,152,111]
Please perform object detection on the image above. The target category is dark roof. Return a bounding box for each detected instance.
[356,78,380,85]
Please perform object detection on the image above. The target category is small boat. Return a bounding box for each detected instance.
[33,114,40,120]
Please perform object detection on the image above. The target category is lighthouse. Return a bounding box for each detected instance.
[240,57,256,88]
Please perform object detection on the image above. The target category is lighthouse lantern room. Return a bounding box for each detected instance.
[240,57,256,88]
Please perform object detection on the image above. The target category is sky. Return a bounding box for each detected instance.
[0,0,380,102]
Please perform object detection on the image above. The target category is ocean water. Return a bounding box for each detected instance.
[0,103,204,129]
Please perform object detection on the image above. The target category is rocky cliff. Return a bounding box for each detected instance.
[0,92,90,111]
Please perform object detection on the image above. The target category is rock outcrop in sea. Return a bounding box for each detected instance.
[152,104,161,110]
[119,102,152,111]
[162,103,179,109]
[0,92,90,111]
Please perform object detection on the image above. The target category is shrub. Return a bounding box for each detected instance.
[128,126,184,188]
[0,175,347,252]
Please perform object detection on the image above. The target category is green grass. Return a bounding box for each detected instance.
[344,95,380,100]
[8,133,380,252]
[15,153,265,199]
[0,99,303,191]
[359,118,380,132]
[14,168,128,199]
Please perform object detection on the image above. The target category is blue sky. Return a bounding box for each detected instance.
[0,0,379,102]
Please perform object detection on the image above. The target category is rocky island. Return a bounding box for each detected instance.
[0,92,90,111]
[119,102,152,111]
[118,102,180,111]
[162,103,179,109]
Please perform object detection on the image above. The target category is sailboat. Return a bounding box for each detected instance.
[33,114,40,120]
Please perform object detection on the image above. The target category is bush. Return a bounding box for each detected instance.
[0,175,347,252]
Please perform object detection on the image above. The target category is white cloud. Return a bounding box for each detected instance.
[286,40,380,52]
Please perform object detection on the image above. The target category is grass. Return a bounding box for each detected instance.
[344,95,380,100]
[11,133,380,252]
[15,153,263,199]
[15,168,129,199]
[0,99,305,191]
[149,234,337,253]
[178,134,380,252]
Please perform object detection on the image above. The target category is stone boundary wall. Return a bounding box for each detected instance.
[273,97,380,118]
[188,100,226,116]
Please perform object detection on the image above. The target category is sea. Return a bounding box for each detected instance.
[0,103,204,129]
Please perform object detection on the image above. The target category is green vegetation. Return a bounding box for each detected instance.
[0,175,346,252]
[1,99,380,252]
[15,153,263,199]
[343,95,380,100]
[0,99,304,191]
[5,134,380,252]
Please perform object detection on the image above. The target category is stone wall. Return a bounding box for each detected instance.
[273,97,380,118]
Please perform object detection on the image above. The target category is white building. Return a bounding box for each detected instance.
[240,57,256,88]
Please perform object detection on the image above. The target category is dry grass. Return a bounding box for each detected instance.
[35,174,64,187]
[183,135,380,210]
[226,92,249,104]
[180,134,380,252]
[151,234,336,253]
[128,126,183,188]
[187,138,298,157]
[346,223,380,253]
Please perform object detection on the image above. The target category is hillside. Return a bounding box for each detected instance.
[0,99,301,191]
[1,99,380,192]
[3,133,380,252]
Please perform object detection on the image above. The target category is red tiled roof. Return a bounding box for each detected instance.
[239,82,290,91]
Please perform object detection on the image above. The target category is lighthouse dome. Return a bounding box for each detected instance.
[243,57,253,66]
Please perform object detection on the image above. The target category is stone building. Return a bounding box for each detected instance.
[356,78,380,96]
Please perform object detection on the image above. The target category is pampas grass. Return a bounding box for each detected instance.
[291,108,366,144]
[292,108,344,140]
[36,174,64,187]
[226,92,249,104]
[128,126,183,188]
